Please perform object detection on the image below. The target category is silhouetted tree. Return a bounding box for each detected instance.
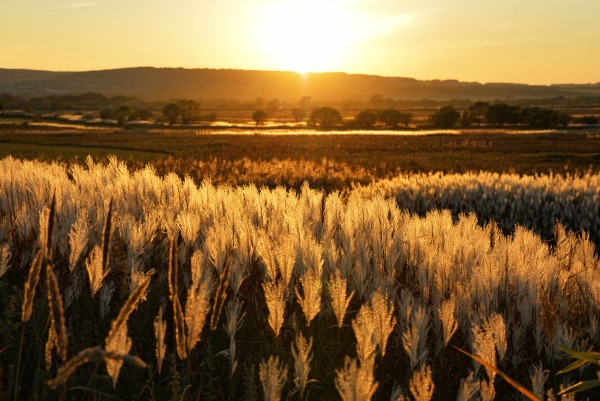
[162,103,180,125]
[130,109,153,121]
[430,106,460,128]
[99,108,114,122]
[521,107,571,128]
[378,109,412,128]
[176,100,200,124]
[113,105,132,125]
[354,109,378,129]
[486,103,520,126]
[252,109,268,126]
[462,101,489,127]
[309,107,342,129]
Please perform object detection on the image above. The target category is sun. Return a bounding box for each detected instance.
[258,1,354,73]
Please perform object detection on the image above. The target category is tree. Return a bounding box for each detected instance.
[130,109,153,121]
[99,108,114,122]
[163,103,180,125]
[309,107,342,129]
[354,109,378,129]
[113,105,132,125]
[378,109,412,128]
[521,107,571,128]
[430,106,460,128]
[291,108,307,122]
[486,103,520,126]
[176,100,200,124]
[462,101,489,127]
[252,109,268,126]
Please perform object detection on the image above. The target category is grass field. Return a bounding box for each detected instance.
[2,125,600,400]
[1,126,600,188]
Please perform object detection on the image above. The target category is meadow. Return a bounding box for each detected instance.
[1,127,600,400]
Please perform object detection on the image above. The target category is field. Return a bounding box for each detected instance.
[2,124,600,188]
[1,126,600,400]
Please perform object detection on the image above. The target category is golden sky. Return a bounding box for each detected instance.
[2,0,599,84]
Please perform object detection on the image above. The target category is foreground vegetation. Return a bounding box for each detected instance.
[1,157,600,400]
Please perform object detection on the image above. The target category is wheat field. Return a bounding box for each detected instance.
[0,156,599,400]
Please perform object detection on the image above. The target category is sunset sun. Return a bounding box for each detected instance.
[258,1,354,73]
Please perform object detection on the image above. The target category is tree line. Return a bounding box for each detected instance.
[1,92,599,129]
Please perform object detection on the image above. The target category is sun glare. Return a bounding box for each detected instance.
[258,1,354,73]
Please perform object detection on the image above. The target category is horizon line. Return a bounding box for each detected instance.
[1,65,598,87]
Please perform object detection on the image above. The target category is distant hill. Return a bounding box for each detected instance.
[0,67,599,102]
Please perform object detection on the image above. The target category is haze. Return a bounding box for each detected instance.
[2,0,599,85]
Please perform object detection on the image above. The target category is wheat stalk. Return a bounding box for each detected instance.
[104,273,151,386]
[291,332,313,399]
[224,298,245,377]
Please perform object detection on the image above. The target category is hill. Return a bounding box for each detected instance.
[0,67,599,101]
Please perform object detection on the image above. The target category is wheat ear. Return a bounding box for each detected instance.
[22,249,44,322]
[154,306,166,374]
[105,273,151,346]
[104,273,151,386]
[45,264,68,363]
[47,346,147,390]
[47,346,103,390]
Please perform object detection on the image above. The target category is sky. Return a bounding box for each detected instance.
[1,0,599,85]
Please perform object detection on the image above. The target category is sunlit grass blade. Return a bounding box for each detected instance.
[557,379,600,396]
[452,345,542,401]
[557,345,600,374]
[46,193,56,260]
[101,199,113,274]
